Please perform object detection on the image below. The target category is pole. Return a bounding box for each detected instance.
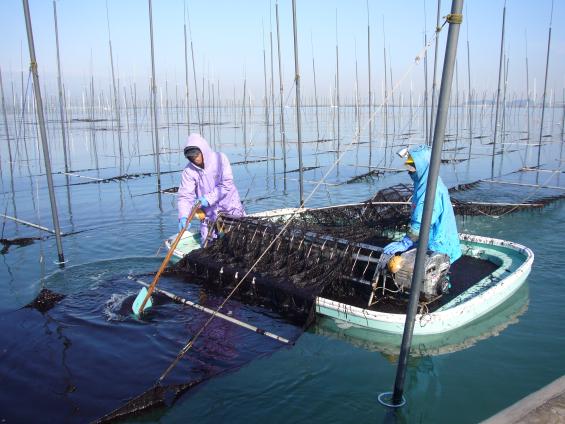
[275,2,287,183]
[187,11,201,133]
[22,0,65,264]
[490,2,505,178]
[335,11,341,155]
[291,0,304,206]
[536,1,553,171]
[466,31,473,160]
[389,0,463,406]
[367,0,372,166]
[0,67,13,174]
[106,2,123,174]
[429,0,441,144]
[183,6,191,133]
[148,0,161,206]
[52,0,69,174]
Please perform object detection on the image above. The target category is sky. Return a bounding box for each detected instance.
[0,0,564,104]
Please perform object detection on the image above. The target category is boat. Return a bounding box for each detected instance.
[165,204,534,337]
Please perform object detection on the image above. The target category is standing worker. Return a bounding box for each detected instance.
[383,145,462,263]
[178,133,245,245]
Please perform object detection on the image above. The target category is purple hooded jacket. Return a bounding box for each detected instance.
[178,134,245,241]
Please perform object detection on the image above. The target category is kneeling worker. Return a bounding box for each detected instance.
[177,133,245,245]
[383,145,461,264]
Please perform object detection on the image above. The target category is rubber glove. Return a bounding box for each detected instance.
[196,196,209,208]
[383,235,414,255]
[178,216,190,232]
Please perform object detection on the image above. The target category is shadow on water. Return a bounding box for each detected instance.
[0,258,301,423]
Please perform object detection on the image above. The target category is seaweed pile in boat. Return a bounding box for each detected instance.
[173,185,416,322]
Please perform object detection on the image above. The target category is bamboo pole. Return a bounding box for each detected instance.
[52,0,69,174]
[187,10,202,133]
[275,2,287,180]
[536,0,553,172]
[22,0,65,264]
[0,67,13,175]
[429,0,441,144]
[311,34,320,141]
[106,1,123,174]
[291,0,304,206]
[335,11,341,154]
[269,20,276,158]
[466,5,473,160]
[367,0,372,166]
[183,3,191,133]
[490,1,506,178]
[262,26,270,159]
[148,0,161,207]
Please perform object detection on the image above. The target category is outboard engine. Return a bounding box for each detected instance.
[390,249,451,300]
[368,249,450,307]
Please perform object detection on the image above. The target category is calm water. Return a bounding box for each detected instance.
[1,104,564,423]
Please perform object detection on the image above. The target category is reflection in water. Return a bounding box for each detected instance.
[312,283,529,358]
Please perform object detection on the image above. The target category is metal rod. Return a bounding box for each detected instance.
[148,0,161,206]
[291,0,304,206]
[52,0,69,174]
[22,0,65,264]
[1,213,59,234]
[391,0,463,406]
[490,1,506,178]
[134,279,291,344]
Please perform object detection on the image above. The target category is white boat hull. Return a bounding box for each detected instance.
[315,233,533,335]
[166,207,534,336]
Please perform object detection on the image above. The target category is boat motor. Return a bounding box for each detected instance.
[368,249,451,307]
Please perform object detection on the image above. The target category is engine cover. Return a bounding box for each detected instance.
[391,249,451,300]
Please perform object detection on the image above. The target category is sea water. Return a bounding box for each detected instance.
[0,104,564,423]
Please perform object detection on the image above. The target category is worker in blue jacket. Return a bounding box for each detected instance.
[383,145,462,263]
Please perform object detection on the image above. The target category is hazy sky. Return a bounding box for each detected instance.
[0,0,563,103]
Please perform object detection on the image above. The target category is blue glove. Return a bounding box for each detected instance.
[178,216,190,232]
[383,235,414,255]
[196,196,209,208]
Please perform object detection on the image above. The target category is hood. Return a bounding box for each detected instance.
[408,144,432,197]
[184,133,214,170]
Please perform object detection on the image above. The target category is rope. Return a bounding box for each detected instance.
[445,13,463,24]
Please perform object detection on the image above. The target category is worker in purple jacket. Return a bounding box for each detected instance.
[177,133,245,244]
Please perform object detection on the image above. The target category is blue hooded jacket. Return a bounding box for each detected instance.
[407,145,462,263]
